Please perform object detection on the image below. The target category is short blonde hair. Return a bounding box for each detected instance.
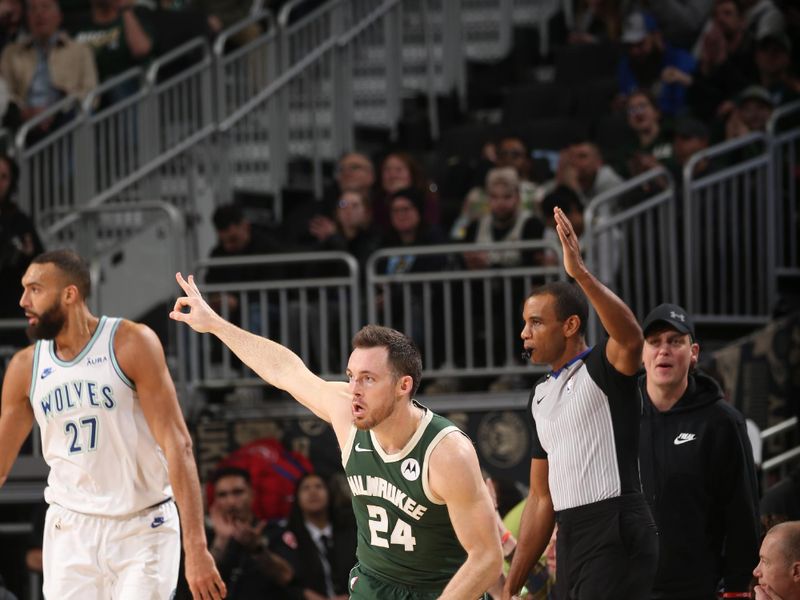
[485,167,520,193]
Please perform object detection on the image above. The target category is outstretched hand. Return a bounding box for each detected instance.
[170,273,220,334]
[553,206,585,279]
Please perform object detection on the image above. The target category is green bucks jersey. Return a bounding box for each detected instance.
[343,403,467,592]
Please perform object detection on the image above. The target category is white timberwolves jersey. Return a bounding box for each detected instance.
[29,317,173,516]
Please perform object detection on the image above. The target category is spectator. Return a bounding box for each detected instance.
[638,303,760,600]
[452,136,548,240]
[207,467,295,600]
[459,168,545,391]
[761,464,800,532]
[623,89,674,177]
[688,0,755,120]
[694,0,750,73]
[0,0,96,136]
[375,187,447,351]
[205,203,285,328]
[379,187,446,268]
[462,167,545,271]
[644,0,715,49]
[617,10,697,116]
[69,0,153,104]
[0,153,43,330]
[557,140,623,204]
[274,473,356,600]
[0,0,24,53]
[753,521,800,600]
[308,189,380,276]
[725,84,775,139]
[373,152,439,234]
[569,0,622,44]
[306,189,381,364]
[333,151,375,199]
[670,116,711,178]
[753,31,800,106]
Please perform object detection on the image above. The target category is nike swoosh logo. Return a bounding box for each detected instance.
[673,435,696,445]
[355,443,372,452]
[151,517,166,528]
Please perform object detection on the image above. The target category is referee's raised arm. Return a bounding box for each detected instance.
[552,206,643,376]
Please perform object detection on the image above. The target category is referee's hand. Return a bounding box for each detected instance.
[553,206,585,280]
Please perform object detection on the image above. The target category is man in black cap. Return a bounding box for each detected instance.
[638,303,760,600]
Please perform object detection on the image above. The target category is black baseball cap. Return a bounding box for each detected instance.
[642,303,695,338]
[674,117,709,140]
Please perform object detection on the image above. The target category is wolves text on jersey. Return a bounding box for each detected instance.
[37,380,116,419]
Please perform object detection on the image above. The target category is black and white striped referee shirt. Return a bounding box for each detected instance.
[528,338,642,511]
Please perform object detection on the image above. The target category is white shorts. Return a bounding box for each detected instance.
[42,500,180,600]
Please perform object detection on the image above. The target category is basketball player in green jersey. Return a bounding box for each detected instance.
[171,273,503,599]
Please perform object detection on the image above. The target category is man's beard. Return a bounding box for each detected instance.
[354,397,399,431]
[27,302,66,341]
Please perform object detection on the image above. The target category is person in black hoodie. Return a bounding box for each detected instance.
[639,303,760,600]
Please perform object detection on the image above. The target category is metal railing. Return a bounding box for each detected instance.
[19,37,215,243]
[12,0,575,249]
[15,96,84,227]
[80,68,147,201]
[179,241,563,388]
[584,167,678,341]
[185,252,360,386]
[682,133,775,325]
[761,416,800,486]
[213,12,281,202]
[768,100,800,279]
[366,239,564,377]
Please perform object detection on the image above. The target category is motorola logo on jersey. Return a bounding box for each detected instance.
[400,458,420,481]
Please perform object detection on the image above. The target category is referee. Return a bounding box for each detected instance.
[503,207,658,600]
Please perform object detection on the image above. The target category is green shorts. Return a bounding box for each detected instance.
[347,564,443,600]
[347,564,490,599]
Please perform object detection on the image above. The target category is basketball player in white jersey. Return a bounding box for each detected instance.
[0,250,226,600]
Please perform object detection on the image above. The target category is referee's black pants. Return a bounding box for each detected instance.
[555,493,658,600]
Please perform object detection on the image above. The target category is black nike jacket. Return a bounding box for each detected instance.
[638,371,761,599]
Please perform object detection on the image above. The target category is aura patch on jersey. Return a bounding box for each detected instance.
[38,380,116,419]
[347,475,428,521]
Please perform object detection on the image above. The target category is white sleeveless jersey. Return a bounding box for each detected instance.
[29,316,173,516]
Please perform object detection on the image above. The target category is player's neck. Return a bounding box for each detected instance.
[371,400,424,455]
[53,309,100,362]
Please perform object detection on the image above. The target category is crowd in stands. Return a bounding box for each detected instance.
[3,0,794,378]
[0,0,296,136]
